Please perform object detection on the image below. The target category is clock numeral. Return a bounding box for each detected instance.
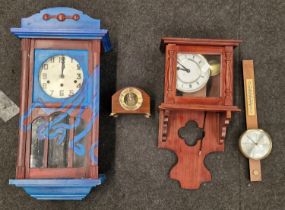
[77,64,81,70]
[43,64,48,70]
[76,83,82,89]
[42,83,47,89]
[58,56,66,63]
[196,81,200,85]
[49,90,54,96]
[70,58,74,63]
[42,73,47,79]
[189,84,192,88]
[59,90,64,97]
[69,90,74,96]
[77,73,82,79]
[49,57,55,63]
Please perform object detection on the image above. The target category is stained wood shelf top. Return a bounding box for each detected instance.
[161,37,242,46]
[159,103,240,112]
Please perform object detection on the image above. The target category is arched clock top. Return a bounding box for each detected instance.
[10,7,111,52]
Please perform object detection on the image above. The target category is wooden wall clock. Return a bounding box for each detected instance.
[9,7,111,200]
[158,38,241,189]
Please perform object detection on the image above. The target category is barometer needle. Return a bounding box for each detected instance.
[256,133,264,143]
[247,135,257,145]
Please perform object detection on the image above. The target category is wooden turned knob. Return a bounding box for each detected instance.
[72,14,80,21]
[57,13,66,21]
[43,14,49,20]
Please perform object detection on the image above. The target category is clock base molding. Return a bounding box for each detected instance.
[9,175,106,200]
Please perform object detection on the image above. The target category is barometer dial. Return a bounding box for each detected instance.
[239,129,272,160]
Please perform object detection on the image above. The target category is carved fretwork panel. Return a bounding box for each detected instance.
[159,110,227,189]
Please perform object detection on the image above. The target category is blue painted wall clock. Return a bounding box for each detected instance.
[9,7,111,200]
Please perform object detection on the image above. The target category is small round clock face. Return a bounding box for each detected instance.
[239,129,272,160]
[176,53,210,93]
[119,87,143,111]
[39,55,84,99]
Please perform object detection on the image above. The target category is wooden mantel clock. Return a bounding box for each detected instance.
[9,7,111,200]
[158,38,241,189]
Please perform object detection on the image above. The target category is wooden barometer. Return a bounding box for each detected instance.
[240,60,272,181]
[158,38,241,189]
[9,7,111,200]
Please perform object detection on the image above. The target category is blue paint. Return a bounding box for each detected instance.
[20,66,100,159]
[9,175,106,200]
[33,49,90,105]
[90,143,99,164]
[10,7,110,201]
[14,66,102,200]
[10,7,111,52]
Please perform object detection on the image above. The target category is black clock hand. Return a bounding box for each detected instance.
[177,66,190,73]
[177,61,190,73]
[247,135,257,145]
[61,56,65,78]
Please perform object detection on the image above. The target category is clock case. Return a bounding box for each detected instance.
[110,87,151,118]
[158,38,241,189]
[9,7,111,200]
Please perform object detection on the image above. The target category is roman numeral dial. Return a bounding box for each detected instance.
[39,55,84,99]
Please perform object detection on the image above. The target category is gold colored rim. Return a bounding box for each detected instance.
[119,87,143,111]
[239,129,272,160]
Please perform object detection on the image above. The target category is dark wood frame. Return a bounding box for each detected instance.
[16,39,101,179]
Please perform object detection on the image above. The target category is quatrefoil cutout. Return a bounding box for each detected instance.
[178,121,205,146]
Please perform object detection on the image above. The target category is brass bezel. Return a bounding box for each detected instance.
[119,87,143,111]
[239,129,272,160]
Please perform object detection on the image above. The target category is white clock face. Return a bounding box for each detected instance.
[176,53,210,93]
[239,129,272,160]
[39,55,84,99]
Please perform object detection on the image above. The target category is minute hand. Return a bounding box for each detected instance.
[61,56,65,78]
[177,61,190,73]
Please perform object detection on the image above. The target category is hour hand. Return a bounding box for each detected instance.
[177,66,190,73]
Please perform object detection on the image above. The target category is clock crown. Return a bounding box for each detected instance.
[10,7,112,52]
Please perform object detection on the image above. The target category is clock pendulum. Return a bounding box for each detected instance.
[240,60,272,181]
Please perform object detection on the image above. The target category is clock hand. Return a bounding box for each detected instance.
[177,66,190,73]
[177,61,190,73]
[247,135,257,145]
[61,56,65,78]
[256,133,264,143]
